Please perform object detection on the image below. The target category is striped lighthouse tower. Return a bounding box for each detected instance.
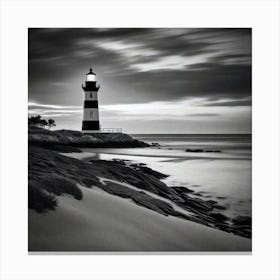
[82,68,101,133]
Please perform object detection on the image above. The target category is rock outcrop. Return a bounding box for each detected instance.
[185,148,221,153]
[28,126,149,148]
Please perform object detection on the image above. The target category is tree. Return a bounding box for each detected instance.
[28,115,47,127]
[28,115,43,126]
[28,115,51,129]
[47,119,56,130]
[40,119,48,128]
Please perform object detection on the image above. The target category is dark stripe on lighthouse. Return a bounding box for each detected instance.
[82,82,100,91]
[84,100,98,108]
[82,121,100,131]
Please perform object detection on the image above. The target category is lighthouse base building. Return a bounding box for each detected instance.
[82,68,101,133]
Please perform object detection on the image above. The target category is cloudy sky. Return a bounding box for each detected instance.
[28,28,251,134]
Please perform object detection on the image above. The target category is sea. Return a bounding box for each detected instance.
[83,134,252,222]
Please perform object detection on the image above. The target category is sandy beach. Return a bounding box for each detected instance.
[29,185,251,252]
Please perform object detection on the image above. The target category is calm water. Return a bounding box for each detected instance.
[133,134,251,155]
[83,134,252,221]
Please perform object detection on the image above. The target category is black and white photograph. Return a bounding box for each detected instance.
[2,0,280,279]
[28,28,252,252]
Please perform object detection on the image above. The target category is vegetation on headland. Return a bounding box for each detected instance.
[29,115,56,130]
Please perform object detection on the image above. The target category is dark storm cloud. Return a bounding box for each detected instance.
[28,28,153,63]
[29,28,251,107]
[28,28,213,61]
[108,63,251,104]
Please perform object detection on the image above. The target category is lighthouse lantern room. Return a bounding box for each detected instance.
[82,68,100,133]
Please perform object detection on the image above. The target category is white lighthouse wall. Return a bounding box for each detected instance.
[85,91,98,101]
[83,108,99,121]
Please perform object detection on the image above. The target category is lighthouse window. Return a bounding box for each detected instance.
[90,111,94,119]
[90,93,93,98]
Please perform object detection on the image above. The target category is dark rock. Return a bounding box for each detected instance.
[185,148,221,153]
[88,159,174,199]
[136,166,169,179]
[112,159,127,165]
[213,204,227,210]
[207,200,218,204]
[185,148,204,153]
[49,145,82,153]
[101,182,175,217]
[216,223,232,233]
[182,197,215,212]
[232,228,251,239]
[172,186,194,194]
[232,216,252,226]
[151,142,160,147]
[193,193,203,196]
[230,216,252,238]
[210,212,229,222]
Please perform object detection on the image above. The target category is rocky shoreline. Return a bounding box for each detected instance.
[29,135,251,238]
[103,158,251,238]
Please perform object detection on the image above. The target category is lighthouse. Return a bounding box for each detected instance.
[81,68,101,133]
